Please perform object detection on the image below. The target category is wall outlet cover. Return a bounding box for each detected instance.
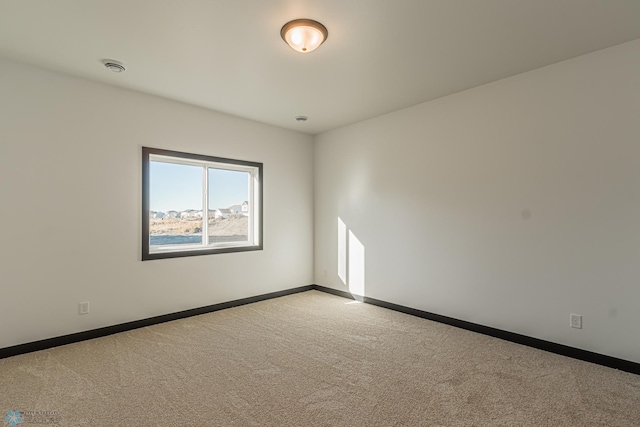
[570,313,582,329]
[79,301,90,315]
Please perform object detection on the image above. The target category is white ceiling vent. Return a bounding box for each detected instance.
[102,59,125,73]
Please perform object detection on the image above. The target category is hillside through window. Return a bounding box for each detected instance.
[142,147,262,260]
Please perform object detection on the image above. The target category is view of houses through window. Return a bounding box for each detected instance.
[149,196,250,246]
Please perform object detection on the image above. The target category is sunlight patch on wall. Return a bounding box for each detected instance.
[338,217,347,285]
[337,217,365,299]
[348,230,365,297]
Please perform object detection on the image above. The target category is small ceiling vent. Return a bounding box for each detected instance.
[102,59,125,73]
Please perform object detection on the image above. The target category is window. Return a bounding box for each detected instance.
[142,147,263,260]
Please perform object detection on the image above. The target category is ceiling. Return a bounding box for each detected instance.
[1,1,639,135]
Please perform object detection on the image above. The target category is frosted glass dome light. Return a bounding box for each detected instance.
[281,19,328,53]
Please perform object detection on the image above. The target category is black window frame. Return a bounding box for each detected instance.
[142,147,263,261]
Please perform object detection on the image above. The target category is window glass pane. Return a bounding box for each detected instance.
[150,161,203,247]
[208,168,249,244]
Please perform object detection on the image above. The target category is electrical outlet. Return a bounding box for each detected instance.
[79,301,90,315]
[323,269,327,277]
[570,313,582,329]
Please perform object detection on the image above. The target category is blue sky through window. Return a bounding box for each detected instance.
[150,161,248,212]
[208,168,249,211]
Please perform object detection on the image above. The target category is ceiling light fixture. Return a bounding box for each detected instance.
[102,59,125,73]
[281,19,328,53]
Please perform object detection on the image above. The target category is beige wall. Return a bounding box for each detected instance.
[0,59,314,348]
[314,40,640,363]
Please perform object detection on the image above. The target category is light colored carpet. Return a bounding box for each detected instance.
[1,290,639,426]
